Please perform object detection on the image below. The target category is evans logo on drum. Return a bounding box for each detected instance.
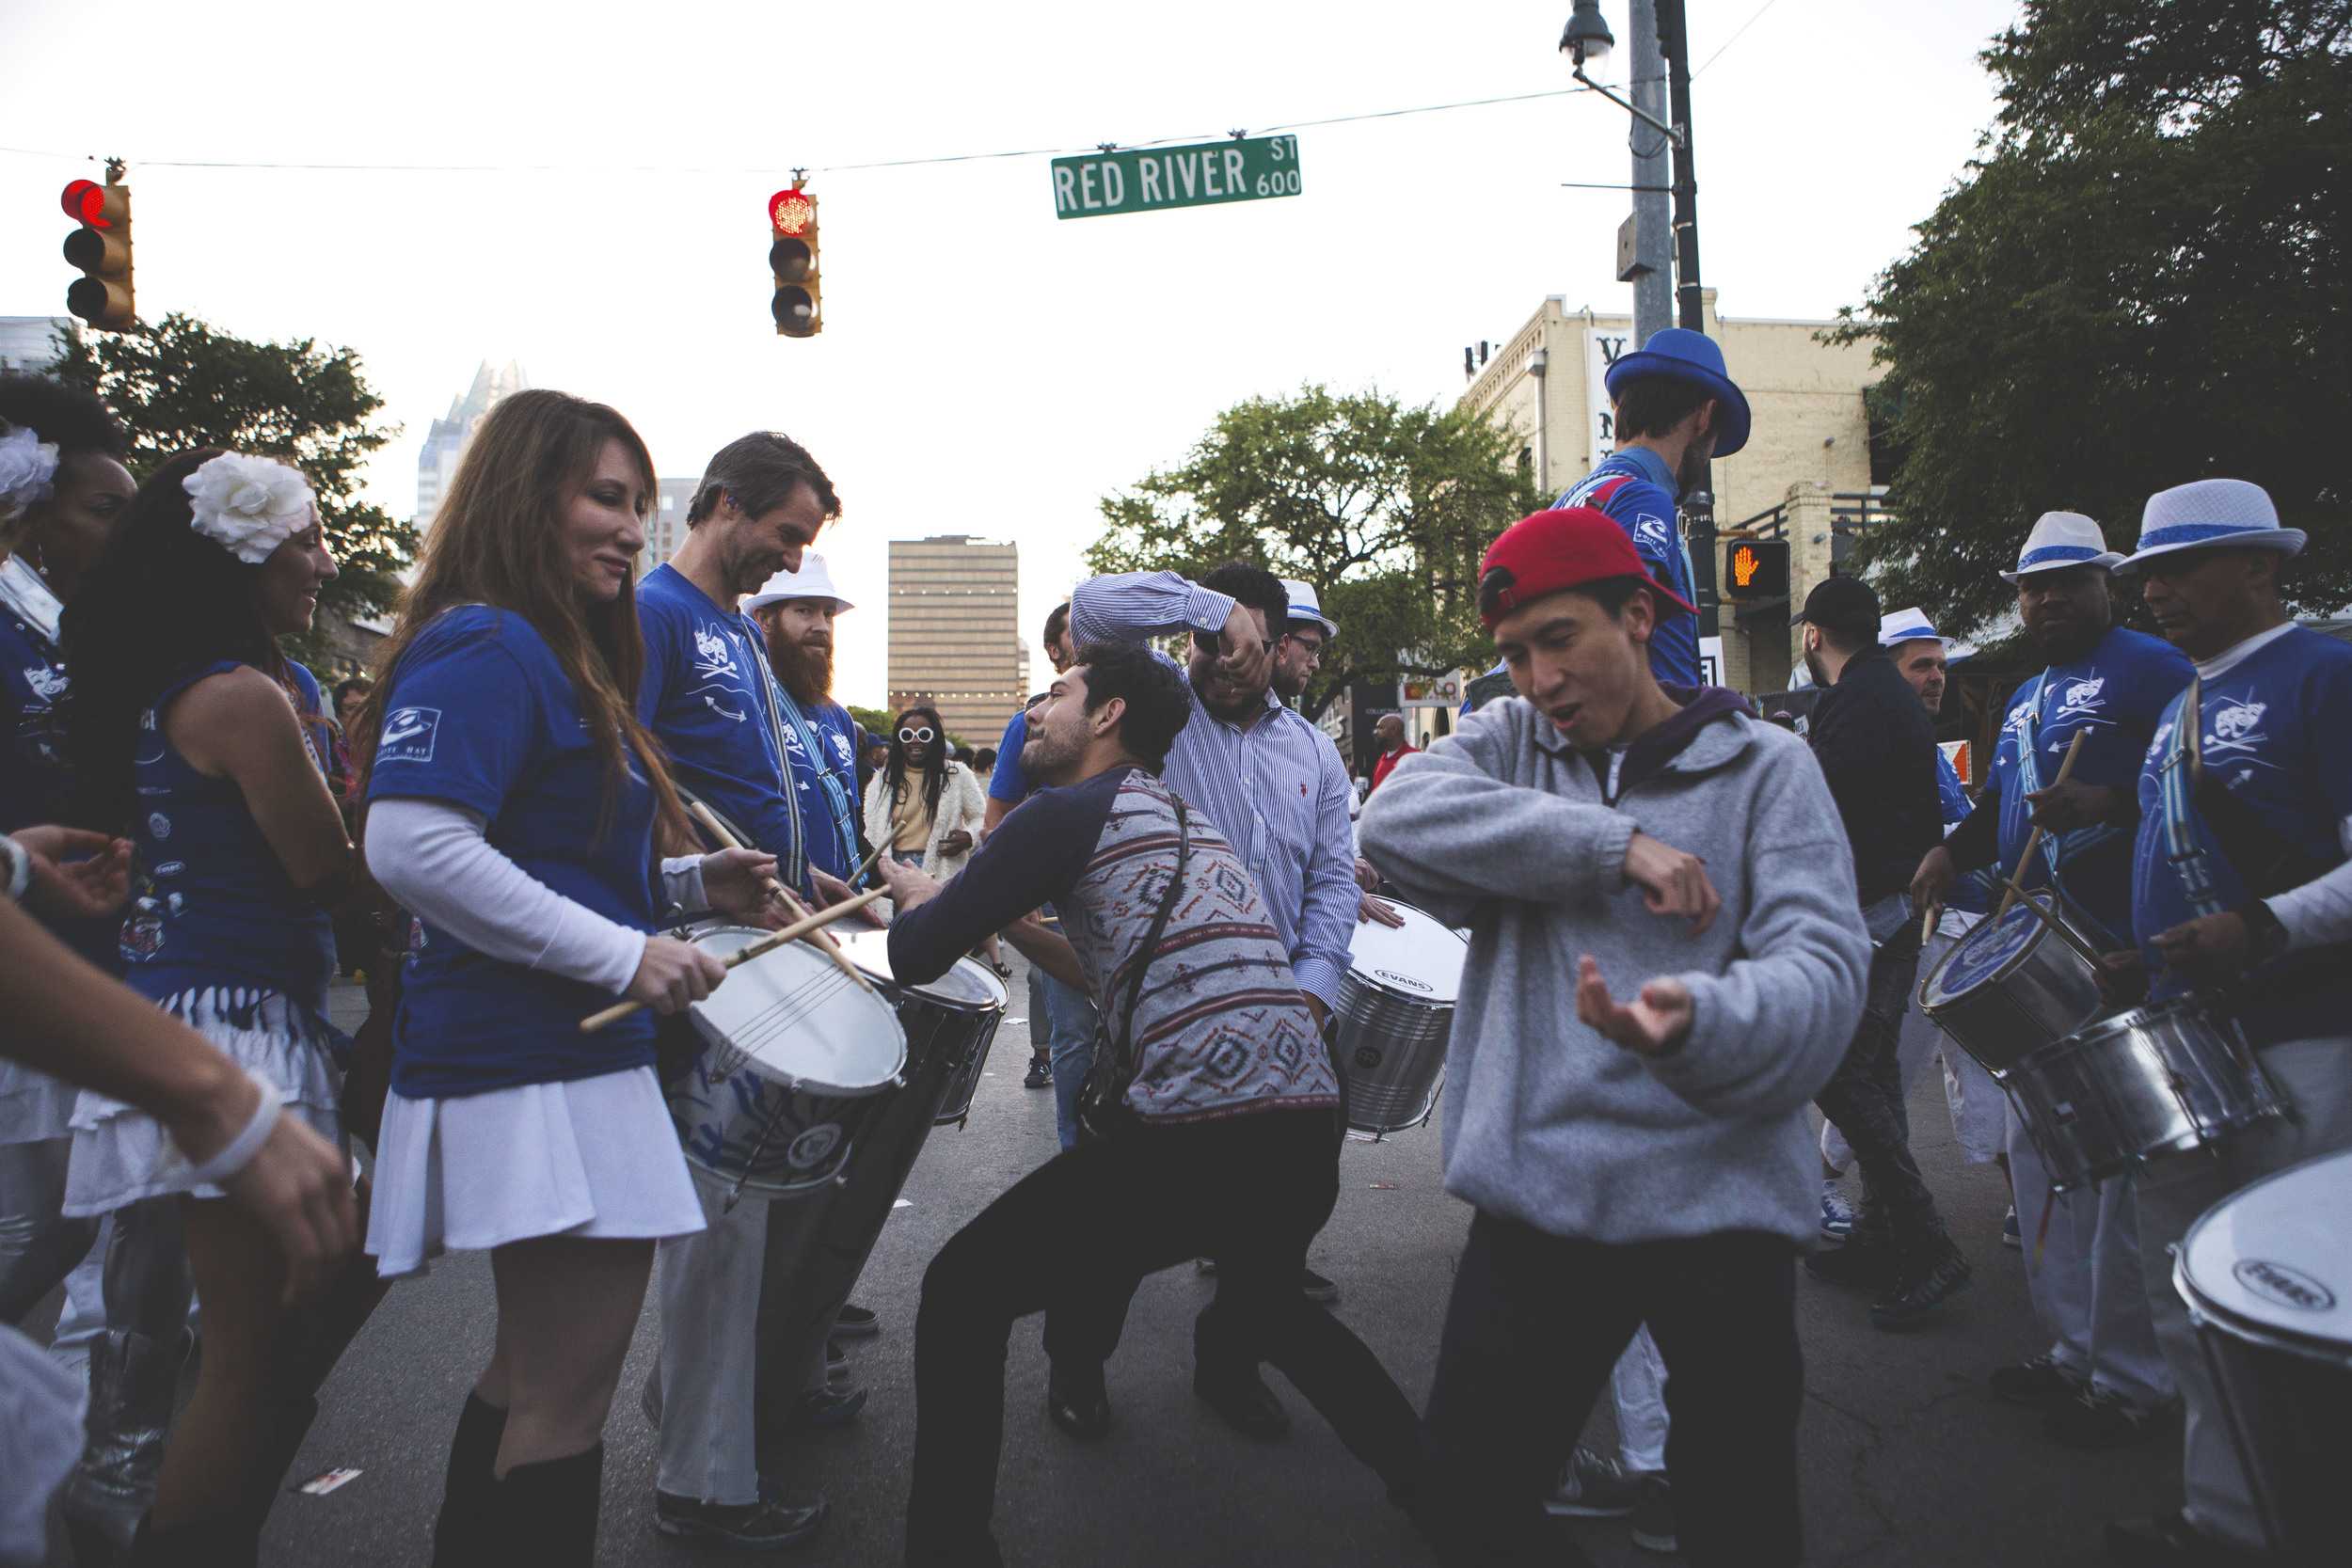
[1353,1046,1382,1070]
[2233,1258,2336,1313]
[1374,968,1432,993]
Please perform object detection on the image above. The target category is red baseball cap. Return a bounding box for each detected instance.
[1478,507,1697,628]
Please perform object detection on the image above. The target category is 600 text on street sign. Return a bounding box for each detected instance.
[1050,135,1301,220]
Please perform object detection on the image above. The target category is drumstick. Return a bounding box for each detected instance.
[2003,883,2110,972]
[1994,729,2088,920]
[580,887,889,1033]
[1919,902,1941,946]
[849,841,886,890]
[688,801,875,998]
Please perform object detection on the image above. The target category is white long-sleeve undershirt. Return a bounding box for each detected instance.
[366,798,707,993]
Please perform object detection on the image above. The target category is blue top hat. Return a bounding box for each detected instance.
[1603,327,1752,458]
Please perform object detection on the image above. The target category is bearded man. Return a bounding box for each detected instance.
[745,553,866,882]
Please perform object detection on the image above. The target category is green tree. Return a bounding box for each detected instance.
[1833,0,2350,637]
[1088,385,1544,719]
[50,313,414,667]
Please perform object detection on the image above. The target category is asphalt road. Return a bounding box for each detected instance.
[51,959,2176,1564]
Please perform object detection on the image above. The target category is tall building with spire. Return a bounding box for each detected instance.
[415,359,528,533]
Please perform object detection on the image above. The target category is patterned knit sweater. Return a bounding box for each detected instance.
[890,765,1337,1121]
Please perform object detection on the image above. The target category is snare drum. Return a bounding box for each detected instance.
[1916,893,2106,1075]
[2004,995,2280,1191]
[665,927,908,1198]
[830,926,1009,1127]
[1337,901,1467,1139]
[2174,1148,2352,1559]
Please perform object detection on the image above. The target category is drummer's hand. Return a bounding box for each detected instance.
[1352,856,1381,894]
[810,869,888,926]
[1910,845,1956,914]
[699,848,785,927]
[1358,894,1406,928]
[2150,912,2251,977]
[875,853,944,915]
[1574,956,1693,1056]
[2096,949,2151,1007]
[1622,832,1720,936]
[2024,780,2123,834]
[11,826,135,922]
[629,935,728,1014]
[1303,992,1329,1032]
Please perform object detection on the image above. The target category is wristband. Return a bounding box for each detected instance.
[0,834,28,903]
[188,1071,285,1185]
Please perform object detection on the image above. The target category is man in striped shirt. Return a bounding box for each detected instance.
[1048,562,1359,1436]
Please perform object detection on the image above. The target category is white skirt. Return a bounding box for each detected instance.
[365,1065,705,1278]
[0,1060,78,1148]
[62,985,344,1218]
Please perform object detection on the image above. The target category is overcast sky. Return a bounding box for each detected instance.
[2,0,2020,706]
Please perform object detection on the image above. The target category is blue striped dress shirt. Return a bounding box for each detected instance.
[1070,571,1358,1010]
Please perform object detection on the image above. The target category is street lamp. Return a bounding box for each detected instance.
[1558,1,1614,65]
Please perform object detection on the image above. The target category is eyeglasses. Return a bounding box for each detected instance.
[898,726,936,744]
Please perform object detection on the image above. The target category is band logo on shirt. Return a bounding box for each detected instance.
[2209,699,2267,751]
[690,623,748,723]
[377,706,441,764]
[2056,675,2106,716]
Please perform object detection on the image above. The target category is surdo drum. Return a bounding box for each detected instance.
[1336,900,1467,1139]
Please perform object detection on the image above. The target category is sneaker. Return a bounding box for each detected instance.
[1629,1474,1677,1555]
[1023,1057,1051,1089]
[782,1385,867,1432]
[2002,1206,2022,1250]
[834,1302,881,1339]
[654,1488,829,1549]
[1989,1354,2083,1407]
[1820,1183,1855,1243]
[1869,1246,1973,1329]
[1543,1446,1637,1518]
[2044,1386,2161,1449]
[1299,1266,1340,1305]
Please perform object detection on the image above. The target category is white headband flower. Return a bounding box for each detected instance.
[183,452,315,564]
[0,427,61,518]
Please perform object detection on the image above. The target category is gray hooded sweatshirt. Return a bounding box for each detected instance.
[1359,689,1869,1247]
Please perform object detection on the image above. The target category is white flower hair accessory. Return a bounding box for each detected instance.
[183,452,314,564]
[0,426,60,517]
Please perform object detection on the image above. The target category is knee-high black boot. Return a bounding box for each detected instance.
[429,1392,509,1567]
[494,1443,604,1565]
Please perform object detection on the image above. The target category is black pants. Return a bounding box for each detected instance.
[1416,1212,1804,1568]
[904,1108,1417,1564]
[1812,922,1949,1259]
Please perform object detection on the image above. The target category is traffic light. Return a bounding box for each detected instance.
[769,185,820,337]
[61,172,135,331]
[1722,538,1789,601]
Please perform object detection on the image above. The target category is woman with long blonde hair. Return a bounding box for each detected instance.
[356,389,779,1562]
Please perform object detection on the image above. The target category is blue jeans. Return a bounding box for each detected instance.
[1036,973,1099,1153]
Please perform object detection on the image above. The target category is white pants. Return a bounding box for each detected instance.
[2005,1101,2171,1407]
[1821,929,2006,1170]
[2134,1035,2352,1553]
[1609,1326,1667,1474]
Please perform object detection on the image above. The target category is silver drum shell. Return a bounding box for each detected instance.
[1335,972,1452,1136]
[1917,898,2106,1075]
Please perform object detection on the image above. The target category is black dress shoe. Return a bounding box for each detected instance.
[1193,1367,1292,1439]
[2104,1511,2266,1565]
[834,1302,881,1339]
[1299,1266,1340,1305]
[1046,1365,1111,1441]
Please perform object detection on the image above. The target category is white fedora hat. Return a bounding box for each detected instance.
[2114,479,2305,575]
[742,551,853,614]
[1279,578,1339,638]
[1998,511,2122,584]
[1878,606,1943,647]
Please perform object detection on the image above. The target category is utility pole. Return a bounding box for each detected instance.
[1657,0,1715,632]
[1626,1,1672,349]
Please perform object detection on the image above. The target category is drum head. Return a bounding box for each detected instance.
[1922,897,2047,1007]
[2179,1148,2352,1354]
[688,927,908,1093]
[831,927,1008,1011]
[1346,900,1468,1005]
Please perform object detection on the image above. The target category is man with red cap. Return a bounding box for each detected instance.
[1361,507,1867,1568]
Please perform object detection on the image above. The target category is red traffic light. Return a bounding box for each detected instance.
[62,179,113,227]
[770,189,815,236]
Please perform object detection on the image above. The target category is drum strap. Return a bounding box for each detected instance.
[1077,799,1190,1141]
[2156,676,2231,919]
[771,684,864,881]
[2019,671,2122,892]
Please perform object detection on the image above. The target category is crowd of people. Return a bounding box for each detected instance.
[0,326,2342,1568]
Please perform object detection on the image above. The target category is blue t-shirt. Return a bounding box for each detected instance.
[636,564,803,883]
[776,694,865,880]
[1555,447,1699,687]
[1935,750,1992,916]
[988,707,1032,805]
[2132,626,2352,1044]
[1988,626,2192,945]
[118,660,337,1012]
[368,607,660,1096]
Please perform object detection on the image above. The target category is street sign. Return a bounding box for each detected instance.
[1723,538,1789,601]
[1050,135,1301,220]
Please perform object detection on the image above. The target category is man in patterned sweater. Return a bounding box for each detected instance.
[875,639,1420,1567]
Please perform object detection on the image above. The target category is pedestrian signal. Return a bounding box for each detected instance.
[770,186,820,337]
[62,174,135,331]
[1723,539,1788,601]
